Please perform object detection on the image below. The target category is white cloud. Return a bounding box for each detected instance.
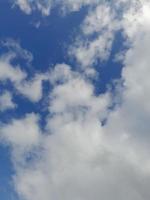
[0,53,27,83]
[107,0,150,145]
[49,63,73,84]
[70,32,114,69]
[14,0,32,14]
[11,59,150,200]
[1,1,150,200]
[16,74,48,102]
[0,113,41,150]
[0,91,16,111]
[2,39,33,64]
[69,2,121,71]
[49,64,110,116]
[82,3,117,35]
[0,40,48,102]
[5,44,150,199]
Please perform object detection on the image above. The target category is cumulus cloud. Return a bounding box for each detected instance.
[16,73,48,102]
[0,113,41,154]
[8,55,150,200]
[1,1,150,200]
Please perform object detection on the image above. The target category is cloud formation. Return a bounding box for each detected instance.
[0,40,47,102]
[13,0,99,15]
[1,0,150,200]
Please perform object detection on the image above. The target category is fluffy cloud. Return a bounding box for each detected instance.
[10,56,150,200]
[0,113,41,152]
[1,1,150,200]
[107,0,150,146]
[49,64,110,115]
[16,73,48,102]
[70,32,114,69]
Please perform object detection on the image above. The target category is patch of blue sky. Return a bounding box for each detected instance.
[0,1,88,71]
[93,31,126,95]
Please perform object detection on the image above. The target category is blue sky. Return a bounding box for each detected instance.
[0,1,150,200]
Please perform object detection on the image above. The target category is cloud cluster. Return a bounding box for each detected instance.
[69,2,119,70]
[0,40,47,103]
[1,0,150,200]
[13,0,98,15]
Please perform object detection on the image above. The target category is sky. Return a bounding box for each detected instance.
[0,0,150,200]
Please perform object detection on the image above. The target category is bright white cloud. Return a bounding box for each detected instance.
[16,74,48,102]
[0,113,41,149]
[49,64,110,115]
